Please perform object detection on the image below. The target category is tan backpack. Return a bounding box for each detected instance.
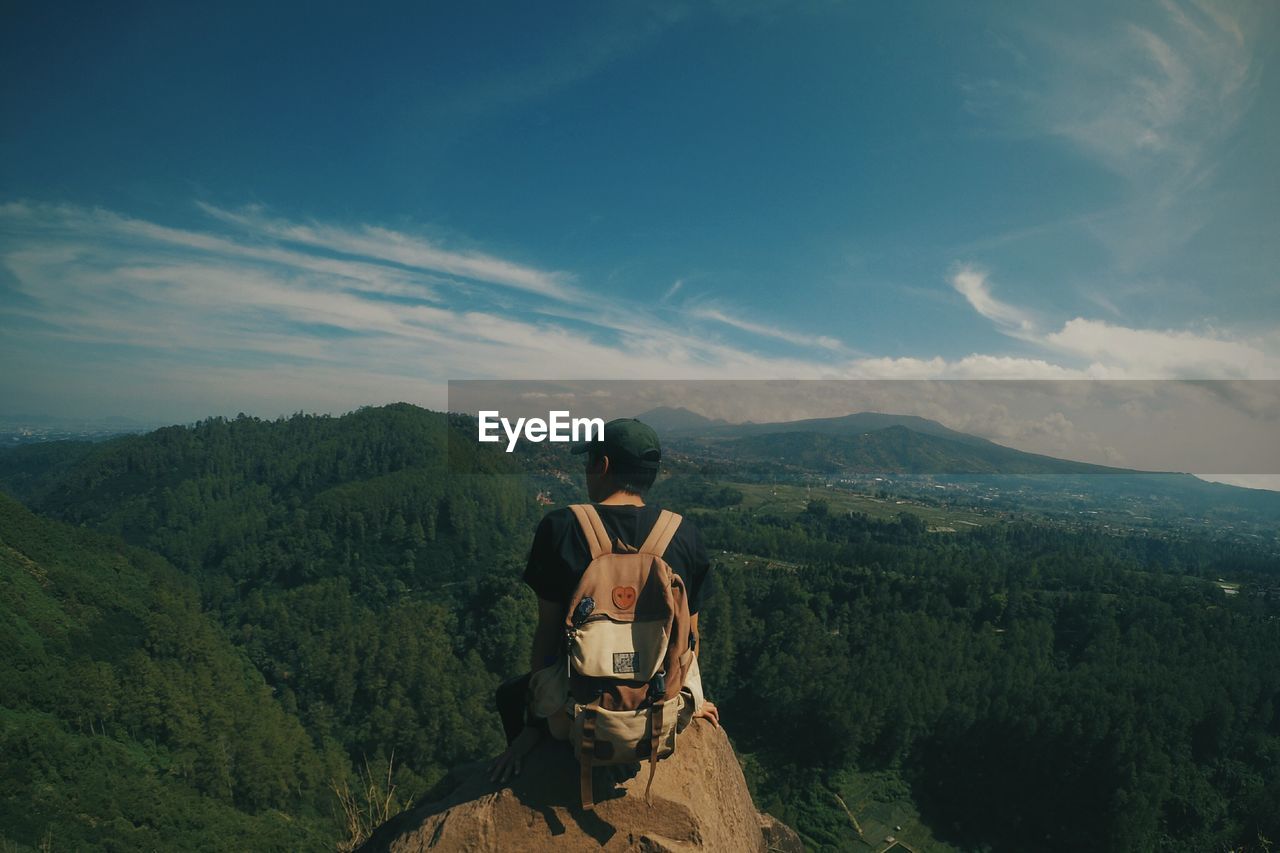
[562,503,698,810]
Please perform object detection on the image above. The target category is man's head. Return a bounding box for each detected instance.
[571,418,661,501]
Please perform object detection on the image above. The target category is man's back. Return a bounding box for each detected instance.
[523,502,712,617]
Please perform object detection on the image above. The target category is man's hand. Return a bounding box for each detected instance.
[488,725,541,783]
[693,699,720,727]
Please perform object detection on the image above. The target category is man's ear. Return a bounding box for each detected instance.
[583,450,606,479]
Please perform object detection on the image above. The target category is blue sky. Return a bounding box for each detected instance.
[2,0,1278,424]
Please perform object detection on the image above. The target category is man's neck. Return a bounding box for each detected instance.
[596,491,645,507]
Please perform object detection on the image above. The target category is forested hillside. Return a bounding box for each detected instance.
[688,504,1280,850]
[0,406,542,851]
[0,493,334,850]
[2,405,1279,851]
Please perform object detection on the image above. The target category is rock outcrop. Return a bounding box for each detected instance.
[358,721,801,852]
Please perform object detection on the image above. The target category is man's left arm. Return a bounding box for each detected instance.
[530,597,564,672]
[687,527,719,727]
[491,521,564,782]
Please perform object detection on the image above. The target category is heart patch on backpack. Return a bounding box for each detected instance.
[612,586,637,609]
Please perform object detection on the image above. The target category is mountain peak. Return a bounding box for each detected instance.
[633,406,727,433]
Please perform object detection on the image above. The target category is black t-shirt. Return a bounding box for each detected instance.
[522,503,713,615]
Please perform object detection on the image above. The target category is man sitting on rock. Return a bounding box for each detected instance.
[490,417,719,783]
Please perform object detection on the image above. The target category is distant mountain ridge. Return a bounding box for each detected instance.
[713,424,1122,475]
[632,405,729,433]
[637,406,1001,446]
[635,407,1100,471]
[634,406,1280,521]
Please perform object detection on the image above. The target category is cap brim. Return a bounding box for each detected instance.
[569,441,593,454]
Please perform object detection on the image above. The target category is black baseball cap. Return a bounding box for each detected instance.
[570,418,662,470]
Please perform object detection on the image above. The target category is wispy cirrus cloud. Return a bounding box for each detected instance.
[962,0,1272,277]
[968,0,1262,184]
[0,200,860,420]
[196,202,575,300]
[946,256,1280,379]
[949,265,1036,337]
[1,201,449,304]
[689,305,845,352]
[3,199,1277,427]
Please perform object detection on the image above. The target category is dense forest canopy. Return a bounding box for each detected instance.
[1,404,1278,851]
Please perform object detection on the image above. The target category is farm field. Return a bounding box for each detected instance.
[725,483,994,531]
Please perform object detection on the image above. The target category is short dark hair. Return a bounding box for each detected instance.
[588,447,659,496]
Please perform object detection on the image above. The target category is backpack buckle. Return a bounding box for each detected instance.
[649,670,666,700]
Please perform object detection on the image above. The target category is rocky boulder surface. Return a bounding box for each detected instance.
[357,721,802,852]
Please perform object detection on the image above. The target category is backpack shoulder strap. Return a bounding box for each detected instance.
[640,509,682,557]
[569,504,610,560]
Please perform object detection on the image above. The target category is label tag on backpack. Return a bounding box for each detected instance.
[612,652,637,675]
